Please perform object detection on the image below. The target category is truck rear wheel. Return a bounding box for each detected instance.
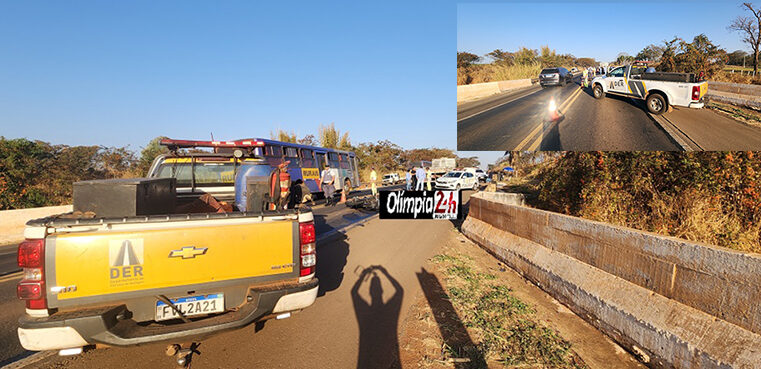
[593,84,604,99]
[646,93,666,115]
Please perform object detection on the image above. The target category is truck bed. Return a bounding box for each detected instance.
[640,72,698,83]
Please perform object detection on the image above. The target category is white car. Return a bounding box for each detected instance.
[435,170,478,191]
[382,173,400,185]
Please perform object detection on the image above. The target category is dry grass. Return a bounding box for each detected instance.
[713,71,761,85]
[577,187,761,254]
[430,253,587,368]
[458,63,543,85]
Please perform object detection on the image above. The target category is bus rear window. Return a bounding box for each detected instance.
[155,162,235,187]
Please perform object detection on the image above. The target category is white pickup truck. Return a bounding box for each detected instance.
[591,65,708,115]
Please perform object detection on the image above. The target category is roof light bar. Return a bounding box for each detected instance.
[159,138,265,149]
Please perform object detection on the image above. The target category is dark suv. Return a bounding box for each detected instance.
[539,67,572,87]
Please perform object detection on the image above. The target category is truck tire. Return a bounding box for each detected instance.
[593,84,604,99]
[646,93,666,115]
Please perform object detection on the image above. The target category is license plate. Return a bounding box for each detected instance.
[155,293,224,321]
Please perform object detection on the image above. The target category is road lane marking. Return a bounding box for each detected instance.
[514,123,543,150]
[457,87,542,122]
[0,271,22,283]
[1,351,56,369]
[515,87,583,150]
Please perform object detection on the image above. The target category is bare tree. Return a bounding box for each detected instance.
[728,2,761,73]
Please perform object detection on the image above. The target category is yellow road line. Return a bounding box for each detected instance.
[514,123,543,150]
[0,271,22,283]
[520,88,584,150]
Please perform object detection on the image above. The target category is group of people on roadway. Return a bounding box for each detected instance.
[405,166,432,191]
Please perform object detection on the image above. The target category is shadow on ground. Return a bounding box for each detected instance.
[416,267,487,368]
[352,265,403,369]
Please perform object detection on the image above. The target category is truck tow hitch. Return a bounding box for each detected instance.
[166,343,201,368]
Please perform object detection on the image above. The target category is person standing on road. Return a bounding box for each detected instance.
[319,163,336,206]
[370,167,378,197]
[582,67,589,88]
[415,166,425,191]
[426,166,432,191]
[405,169,412,190]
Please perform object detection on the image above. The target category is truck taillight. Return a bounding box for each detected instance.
[692,85,700,100]
[299,222,316,276]
[18,239,44,268]
[17,239,47,309]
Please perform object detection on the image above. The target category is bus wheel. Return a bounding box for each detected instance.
[344,179,352,195]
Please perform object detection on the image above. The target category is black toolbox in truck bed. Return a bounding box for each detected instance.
[73,178,176,217]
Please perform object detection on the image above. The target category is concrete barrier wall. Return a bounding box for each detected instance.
[0,205,72,244]
[708,81,761,96]
[463,192,761,368]
[457,79,533,103]
[707,81,761,110]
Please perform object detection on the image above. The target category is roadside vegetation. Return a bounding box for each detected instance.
[495,152,761,253]
[0,125,477,210]
[457,46,579,85]
[429,252,586,368]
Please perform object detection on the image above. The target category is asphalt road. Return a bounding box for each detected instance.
[458,75,761,151]
[2,191,474,369]
[0,185,431,367]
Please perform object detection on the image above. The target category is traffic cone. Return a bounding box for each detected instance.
[548,98,561,122]
[339,189,347,204]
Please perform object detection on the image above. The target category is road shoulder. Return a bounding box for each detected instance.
[398,228,644,368]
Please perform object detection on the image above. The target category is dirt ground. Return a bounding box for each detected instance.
[397,228,644,369]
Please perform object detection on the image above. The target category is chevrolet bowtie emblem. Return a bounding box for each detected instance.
[169,246,208,259]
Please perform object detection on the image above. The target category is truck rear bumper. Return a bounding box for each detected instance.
[18,278,318,351]
[688,102,705,108]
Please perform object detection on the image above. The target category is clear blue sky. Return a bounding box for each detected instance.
[458,0,751,64]
[0,0,456,153]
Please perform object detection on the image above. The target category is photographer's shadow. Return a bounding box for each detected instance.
[351,265,403,369]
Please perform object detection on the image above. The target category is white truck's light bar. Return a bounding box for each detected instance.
[160,138,265,149]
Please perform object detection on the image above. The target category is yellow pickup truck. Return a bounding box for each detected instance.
[16,144,318,361]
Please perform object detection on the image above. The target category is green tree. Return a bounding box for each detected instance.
[270,129,297,143]
[727,49,750,65]
[0,138,51,209]
[338,132,352,151]
[318,123,349,149]
[660,35,727,78]
[513,47,537,65]
[539,46,561,67]
[457,52,480,68]
[576,57,597,67]
[137,136,169,176]
[486,49,513,65]
[615,53,635,65]
[635,44,665,62]
[457,156,480,168]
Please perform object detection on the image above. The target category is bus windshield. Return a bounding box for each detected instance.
[154,161,236,187]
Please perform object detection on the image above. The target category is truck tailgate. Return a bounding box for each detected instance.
[46,218,297,308]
